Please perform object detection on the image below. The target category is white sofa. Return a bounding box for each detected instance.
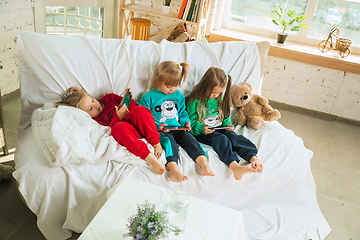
[14,31,331,240]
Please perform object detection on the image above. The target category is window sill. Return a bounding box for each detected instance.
[208,28,360,74]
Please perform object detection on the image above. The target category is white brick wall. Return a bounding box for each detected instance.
[0,0,34,96]
[332,72,360,120]
[263,56,360,121]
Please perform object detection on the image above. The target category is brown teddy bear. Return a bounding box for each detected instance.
[0,163,14,181]
[231,82,281,130]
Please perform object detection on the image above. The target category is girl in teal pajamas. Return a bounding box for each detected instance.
[140,61,214,182]
[186,67,264,180]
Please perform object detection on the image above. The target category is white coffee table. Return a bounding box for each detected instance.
[79,177,246,240]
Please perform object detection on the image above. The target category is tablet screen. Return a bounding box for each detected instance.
[162,125,190,130]
[208,126,232,130]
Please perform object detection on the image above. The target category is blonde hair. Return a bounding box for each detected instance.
[186,67,232,122]
[149,61,189,90]
[56,87,90,108]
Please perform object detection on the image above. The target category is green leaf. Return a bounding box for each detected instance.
[272,19,279,25]
[287,10,296,18]
[278,5,283,14]
[274,10,281,19]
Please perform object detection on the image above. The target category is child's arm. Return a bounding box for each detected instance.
[177,93,191,126]
[115,105,129,120]
[186,100,208,135]
[223,115,232,126]
[107,105,129,127]
[104,93,131,127]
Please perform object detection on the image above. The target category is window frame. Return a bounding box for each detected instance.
[221,0,360,55]
[32,0,117,38]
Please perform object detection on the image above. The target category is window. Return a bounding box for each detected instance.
[33,0,116,38]
[45,6,104,37]
[222,0,360,54]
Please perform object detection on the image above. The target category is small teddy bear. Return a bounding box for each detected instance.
[231,82,281,130]
[0,163,14,181]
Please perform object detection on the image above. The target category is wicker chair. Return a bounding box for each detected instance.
[0,89,9,156]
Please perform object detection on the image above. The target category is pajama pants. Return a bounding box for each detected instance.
[160,130,205,165]
[111,106,160,160]
[194,129,258,166]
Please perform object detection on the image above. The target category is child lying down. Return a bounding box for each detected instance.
[56,87,166,175]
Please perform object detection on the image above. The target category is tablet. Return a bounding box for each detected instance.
[207,126,232,130]
[120,89,132,108]
[162,125,190,131]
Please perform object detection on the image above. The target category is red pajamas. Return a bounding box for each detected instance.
[94,93,160,159]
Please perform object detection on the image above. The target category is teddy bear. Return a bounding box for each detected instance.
[231,82,281,130]
[0,163,14,181]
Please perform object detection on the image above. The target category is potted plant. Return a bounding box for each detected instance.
[162,0,172,14]
[270,4,308,44]
[123,201,170,240]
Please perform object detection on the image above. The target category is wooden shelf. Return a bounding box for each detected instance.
[122,4,187,23]
[118,0,210,41]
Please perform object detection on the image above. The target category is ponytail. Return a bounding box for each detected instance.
[221,74,232,120]
[179,62,189,86]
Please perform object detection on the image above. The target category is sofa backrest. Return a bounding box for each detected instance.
[17,31,265,131]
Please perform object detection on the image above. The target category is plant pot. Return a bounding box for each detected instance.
[162,5,171,14]
[277,33,288,44]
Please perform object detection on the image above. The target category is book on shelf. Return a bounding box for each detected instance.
[190,0,198,22]
[186,0,196,21]
[182,0,192,20]
[191,0,202,22]
[177,0,188,19]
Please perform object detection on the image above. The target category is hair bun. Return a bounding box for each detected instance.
[62,87,81,100]
[67,87,79,94]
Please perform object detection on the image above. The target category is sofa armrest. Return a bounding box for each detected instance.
[255,41,271,78]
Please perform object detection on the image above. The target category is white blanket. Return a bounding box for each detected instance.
[31,103,161,167]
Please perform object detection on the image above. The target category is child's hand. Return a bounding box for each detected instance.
[203,125,215,135]
[226,124,234,131]
[115,105,129,120]
[184,122,191,131]
[159,124,170,133]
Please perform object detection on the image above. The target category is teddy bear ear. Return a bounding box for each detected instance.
[241,82,252,89]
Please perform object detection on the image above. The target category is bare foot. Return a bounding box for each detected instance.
[250,156,264,173]
[229,161,254,180]
[153,143,163,159]
[167,162,188,182]
[195,155,215,177]
[145,153,166,175]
